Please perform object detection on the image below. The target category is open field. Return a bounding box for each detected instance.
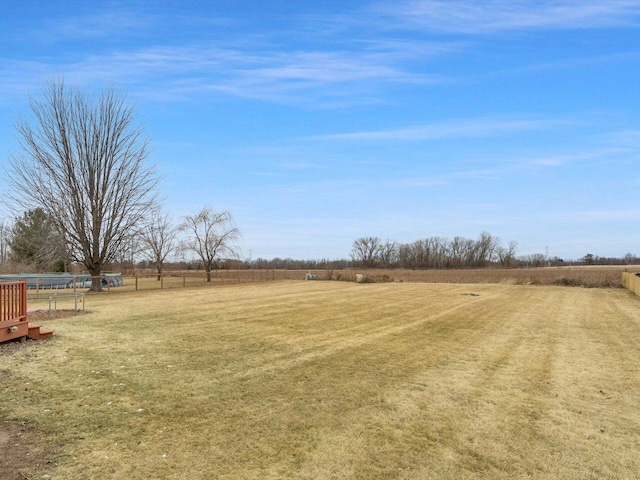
[338,265,638,287]
[120,264,640,289]
[143,265,639,287]
[18,265,638,300]
[2,281,640,479]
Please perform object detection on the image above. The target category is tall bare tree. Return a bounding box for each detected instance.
[379,239,398,268]
[180,206,240,282]
[350,236,382,268]
[5,79,157,291]
[497,241,518,267]
[474,231,501,266]
[141,212,178,280]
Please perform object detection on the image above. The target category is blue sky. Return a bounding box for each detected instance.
[1,0,639,261]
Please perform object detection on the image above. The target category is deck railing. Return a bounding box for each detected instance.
[0,280,28,323]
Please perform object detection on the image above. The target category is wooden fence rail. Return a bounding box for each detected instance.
[123,270,317,292]
[622,272,640,296]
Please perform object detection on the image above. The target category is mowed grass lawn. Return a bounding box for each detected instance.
[2,281,640,479]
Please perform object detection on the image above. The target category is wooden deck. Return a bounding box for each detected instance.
[1,280,52,343]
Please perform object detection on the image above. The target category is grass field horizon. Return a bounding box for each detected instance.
[2,280,640,479]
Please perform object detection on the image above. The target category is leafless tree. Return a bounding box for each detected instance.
[115,233,144,274]
[519,252,546,267]
[180,206,240,282]
[497,241,518,267]
[350,236,382,268]
[474,231,501,266]
[5,79,157,291]
[141,212,179,280]
[393,233,519,269]
[379,239,399,268]
[447,236,466,268]
[398,241,423,270]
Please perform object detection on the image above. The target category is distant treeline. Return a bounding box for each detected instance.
[343,233,639,270]
[129,232,638,272]
[347,233,516,269]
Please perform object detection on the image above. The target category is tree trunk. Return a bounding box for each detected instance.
[88,266,102,292]
[206,270,211,282]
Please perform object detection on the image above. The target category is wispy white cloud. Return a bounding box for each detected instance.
[547,209,640,223]
[0,38,449,107]
[278,161,321,170]
[459,51,640,85]
[33,2,234,43]
[4,1,638,110]
[398,166,512,186]
[308,116,578,141]
[0,61,50,102]
[0,1,463,107]
[605,129,640,148]
[347,145,631,188]
[50,11,155,40]
[527,148,631,167]
[380,0,640,34]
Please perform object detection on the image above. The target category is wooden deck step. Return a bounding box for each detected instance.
[27,323,53,340]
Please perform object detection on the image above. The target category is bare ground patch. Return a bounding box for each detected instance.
[28,309,90,323]
[0,421,51,480]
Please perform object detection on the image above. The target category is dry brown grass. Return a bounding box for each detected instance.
[2,281,640,479]
[22,266,634,301]
[131,264,640,290]
[325,265,638,288]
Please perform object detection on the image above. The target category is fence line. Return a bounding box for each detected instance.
[622,272,640,296]
[122,270,325,293]
[15,269,639,297]
[20,270,327,296]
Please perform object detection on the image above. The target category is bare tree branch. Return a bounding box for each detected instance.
[5,78,158,291]
[180,206,240,282]
[141,212,179,280]
[350,237,382,268]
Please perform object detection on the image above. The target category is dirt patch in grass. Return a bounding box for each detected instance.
[27,309,90,323]
[0,421,50,480]
[0,340,31,357]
